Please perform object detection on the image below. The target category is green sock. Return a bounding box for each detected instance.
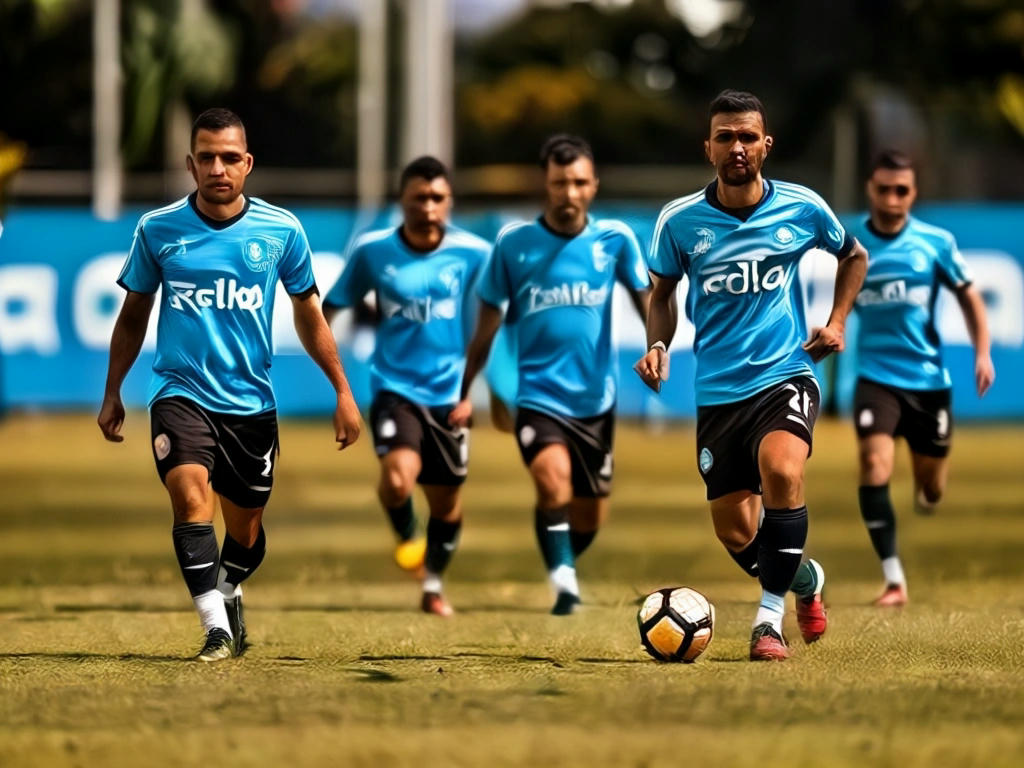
[789,560,820,598]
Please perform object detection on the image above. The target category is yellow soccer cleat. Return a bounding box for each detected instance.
[394,537,426,573]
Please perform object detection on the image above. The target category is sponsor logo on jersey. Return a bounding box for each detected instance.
[242,237,284,273]
[855,279,930,307]
[526,281,609,313]
[167,279,264,313]
[701,260,789,296]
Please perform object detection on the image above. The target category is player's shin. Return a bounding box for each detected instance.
[423,516,461,588]
[570,529,597,558]
[755,506,808,629]
[217,525,266,598]
[386,497,418,541]
[172,522,230,635]
[535,506,579,610]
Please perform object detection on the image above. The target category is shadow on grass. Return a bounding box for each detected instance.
[0,651,184,662]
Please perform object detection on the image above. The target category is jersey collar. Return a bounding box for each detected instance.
[704,179,773,222]
[188,192,251,230]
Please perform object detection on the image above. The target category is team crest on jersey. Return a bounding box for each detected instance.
[242,237,284,273]
[693,228,715,257]
[910,250,928,272]
[698,447,713,474]
[592,241,612,272]
[773,226,795,245]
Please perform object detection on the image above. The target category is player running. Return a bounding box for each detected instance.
[324,157,490,616]
[98,108,361,661]
[635,90,868,660]
[850,149,994,607]
[451,134,650,615]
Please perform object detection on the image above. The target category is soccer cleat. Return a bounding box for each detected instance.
[420,591,454,617]
[796,594,828,643]
[225,594,248,656]
[874,583,909,607]
[394,537,427,573]
[749,622,789,661]
[551,591,581,616]
[196,628,234,662]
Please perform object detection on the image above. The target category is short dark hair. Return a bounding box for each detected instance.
[191,108,246,150]
[708,89,767,132]
[539,134,594,169]
[870,149,915,175]
[399,155,449,192]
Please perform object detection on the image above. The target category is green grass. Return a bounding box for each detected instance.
[1,413,1023,767]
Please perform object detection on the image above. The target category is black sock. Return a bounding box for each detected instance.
[172,522,220,597]
[425,517,462,575]
[570,529,597,558]
[757,506,808,595]
[534,506,574,571]
[727,534,760,577]
[859,485,897,560]
[386,498,417,542]
[219,525,267,592]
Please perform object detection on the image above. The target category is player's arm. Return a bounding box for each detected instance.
[98,291,155,442]
[955,284,995,396]
[449,301,504,428]
[291,288,361,450]
[633,273,678,393]
[803,238,868,363]
[627,285,651,325]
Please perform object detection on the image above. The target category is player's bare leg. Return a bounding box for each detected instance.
[419,484,461,617]
[529,443,579,614]
[911,452,949,516]
[379,448,426,573]
[166,464,233,661]
[568,496,609,559]
[218,498,266,655]
[858,434,907,605]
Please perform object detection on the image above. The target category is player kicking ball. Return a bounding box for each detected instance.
[324,157,490,616]
[636,90,868,660]
[98,108,361,661]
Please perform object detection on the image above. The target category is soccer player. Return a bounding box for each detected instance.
[850,150,994,607]
[635,90,869,660]
[97,108,361,661]
[323,157,490,616]
[450,134,650,615]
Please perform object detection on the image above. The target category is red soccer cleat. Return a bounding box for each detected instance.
[796,593,828,644]
[421,591,454,617]
[749,622,789,661]
[873,583,909,607]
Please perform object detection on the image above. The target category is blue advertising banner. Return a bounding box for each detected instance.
[0,202,1020,419]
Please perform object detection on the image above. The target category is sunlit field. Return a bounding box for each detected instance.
[2,413,1022,767]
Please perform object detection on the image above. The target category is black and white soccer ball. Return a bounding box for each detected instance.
[637,587,715,663]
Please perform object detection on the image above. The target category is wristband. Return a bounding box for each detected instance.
[649,341,667,353]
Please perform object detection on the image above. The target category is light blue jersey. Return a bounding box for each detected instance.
[118,194,316,415]
[477,217,649,419]
[324,225,490,406]
[851,215,971,390]
[650,180,854,406]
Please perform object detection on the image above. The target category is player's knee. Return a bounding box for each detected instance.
[760,460,803,497]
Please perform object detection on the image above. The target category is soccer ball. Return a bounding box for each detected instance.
[637,587,715,663]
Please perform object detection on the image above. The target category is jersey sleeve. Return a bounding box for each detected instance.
[811,197,855,258]
[117,221,161,294]
[323,242,372,309]
[613,224,651,291]
[648,208,686,278]
[476,238,511,310]
[935,233,972,289]
[278,222,317,295]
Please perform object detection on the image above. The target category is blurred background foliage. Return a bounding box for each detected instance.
[0,0,1021,199]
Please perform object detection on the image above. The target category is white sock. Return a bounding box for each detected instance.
[753,590,786,634]
[422,571,443,594]
[216,567,242,600]
[882,556,906,587]
[194,589,232,636]
[549,564,579,596]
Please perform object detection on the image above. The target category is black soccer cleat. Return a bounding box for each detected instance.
[196,627,234,662]
[225,595,248,656]
[551,592,581,616]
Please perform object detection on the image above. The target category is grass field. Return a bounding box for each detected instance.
[1,412,1023,767]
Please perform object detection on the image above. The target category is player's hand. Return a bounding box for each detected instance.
[448,398,473,428]
[633,347,669,393]
[802,323,845,363]
[333,394,362,450]
[975,354,995,397]
[97,394,126,442]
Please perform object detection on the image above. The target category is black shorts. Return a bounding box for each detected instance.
[695,375,820,500]
[370,391,468,486]
[150,396,278,509]
[853,378,952,458]
[515,407,615,499]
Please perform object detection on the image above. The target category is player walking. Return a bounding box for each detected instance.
[98,108,361,661]
[635,90,868,660]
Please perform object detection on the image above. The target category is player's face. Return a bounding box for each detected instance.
[187,127,253,206]
[866,167,917,228]
[544,157,598,230]
[705,112,771,187]
[400,175,452,237]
